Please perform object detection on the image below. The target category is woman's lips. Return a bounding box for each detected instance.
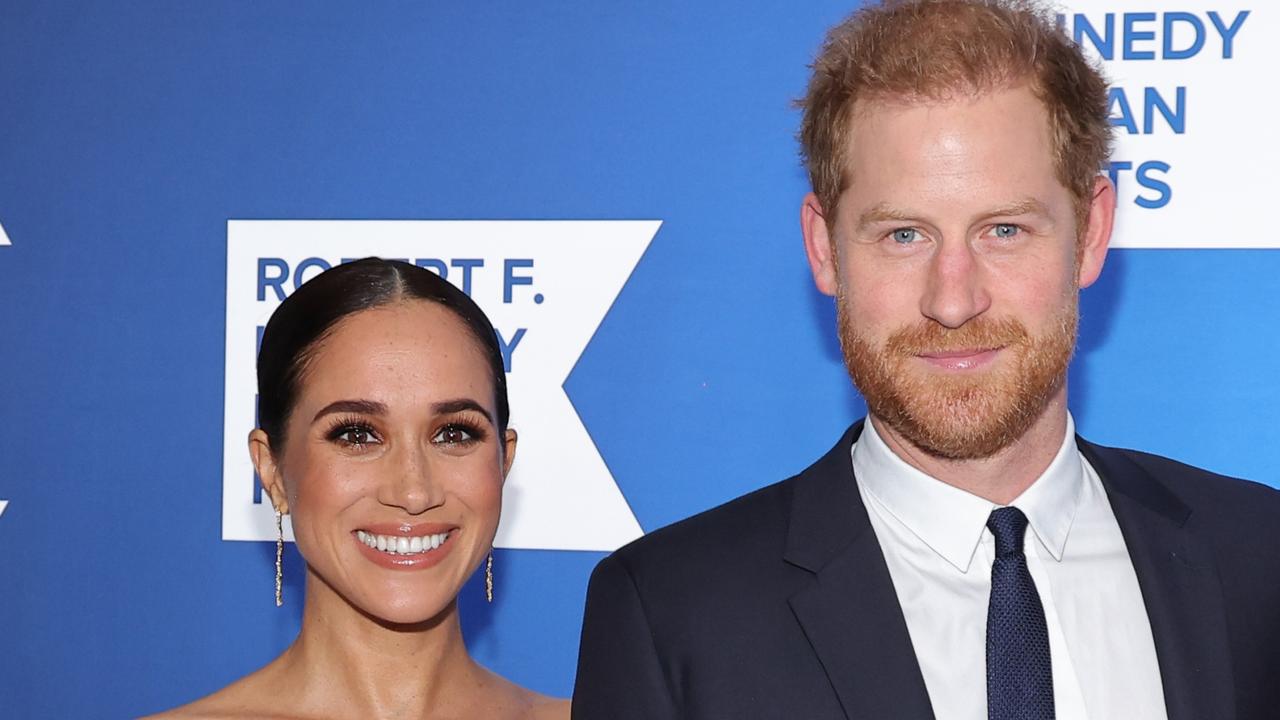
[352,523,458,570]
[916,347,1002,371]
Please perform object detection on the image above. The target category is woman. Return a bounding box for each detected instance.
[152,258,569,719]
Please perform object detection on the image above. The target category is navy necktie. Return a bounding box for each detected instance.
[986,506,1055,720]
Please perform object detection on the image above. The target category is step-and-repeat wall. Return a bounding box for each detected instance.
[1,2,1275,716]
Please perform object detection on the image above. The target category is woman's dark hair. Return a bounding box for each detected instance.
[256,257,510,452]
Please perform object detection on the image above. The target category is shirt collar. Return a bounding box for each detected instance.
[851,414,1085,573]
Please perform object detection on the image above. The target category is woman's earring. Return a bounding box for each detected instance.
[275,510,284,607]
[485,551,494,603]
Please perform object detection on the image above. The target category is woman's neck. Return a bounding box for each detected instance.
[270,571,492,719]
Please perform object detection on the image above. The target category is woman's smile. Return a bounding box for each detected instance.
[352,524,459,570]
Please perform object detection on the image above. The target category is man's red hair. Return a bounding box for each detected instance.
[799,0,1112,226]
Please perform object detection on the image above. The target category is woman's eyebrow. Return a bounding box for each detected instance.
[311,398,493,424]
[433,398,493,423]
[312,399,387,423]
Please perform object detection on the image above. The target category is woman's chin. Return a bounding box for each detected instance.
[349,592,459,628]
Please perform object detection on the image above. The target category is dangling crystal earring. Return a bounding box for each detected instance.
[275,510,284,607]
[485,551,494,603]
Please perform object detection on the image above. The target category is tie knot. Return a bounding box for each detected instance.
[987,506,1030,558]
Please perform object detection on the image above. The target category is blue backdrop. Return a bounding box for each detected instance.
[1,2,1276,718]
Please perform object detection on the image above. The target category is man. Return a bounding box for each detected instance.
[572,2,1280,719]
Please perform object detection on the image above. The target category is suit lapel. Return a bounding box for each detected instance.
[785,423,935,720]
[779,427,1236,718]
[1080,439,1236,720]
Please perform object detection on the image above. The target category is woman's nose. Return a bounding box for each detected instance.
[377,443,445,515]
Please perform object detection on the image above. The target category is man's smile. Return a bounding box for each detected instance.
[915,347,1003,371]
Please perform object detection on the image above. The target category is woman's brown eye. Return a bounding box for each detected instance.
[435,425,474,445]
[339,428,373,445]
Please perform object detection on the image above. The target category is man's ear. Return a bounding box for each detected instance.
[249,429,289,514]
[1077,175,1115,289]
[801,192,839,296]
[501,428,518,482]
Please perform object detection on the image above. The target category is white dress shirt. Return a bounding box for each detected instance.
[851,415,1168,720]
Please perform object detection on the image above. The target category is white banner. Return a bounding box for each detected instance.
[1061,4,1278,248]
[223,220,659,551]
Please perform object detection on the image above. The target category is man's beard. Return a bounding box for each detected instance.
[837,296,1078,461]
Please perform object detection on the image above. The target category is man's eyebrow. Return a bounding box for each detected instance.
[855,203,919,232]
[312,399,387,423]
[982,198,1051,219]
[854,198,1053,232]
[433,398,493,424]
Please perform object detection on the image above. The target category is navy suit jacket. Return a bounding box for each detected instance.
[572,422,1280,719]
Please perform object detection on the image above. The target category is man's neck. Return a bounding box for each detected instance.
[869,391,1070,506]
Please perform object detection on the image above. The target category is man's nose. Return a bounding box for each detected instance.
[377,443,446,515]
[919,238,991,328]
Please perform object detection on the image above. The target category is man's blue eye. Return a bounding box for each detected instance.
[994,224,1019,238]
[891,228,919,244]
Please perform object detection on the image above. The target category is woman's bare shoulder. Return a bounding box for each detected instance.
[138,666,294,720]
[140,695,285,720]
[482,671,569,720]
[522,694,571,720]
[144,663,567,720]
[141,695,298,720]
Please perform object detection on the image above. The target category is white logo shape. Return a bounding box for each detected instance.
[0,500,8,518]
[0,221,11,246]
[223,220,658,551]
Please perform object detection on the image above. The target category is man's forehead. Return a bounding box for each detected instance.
[838,86,1060,193]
